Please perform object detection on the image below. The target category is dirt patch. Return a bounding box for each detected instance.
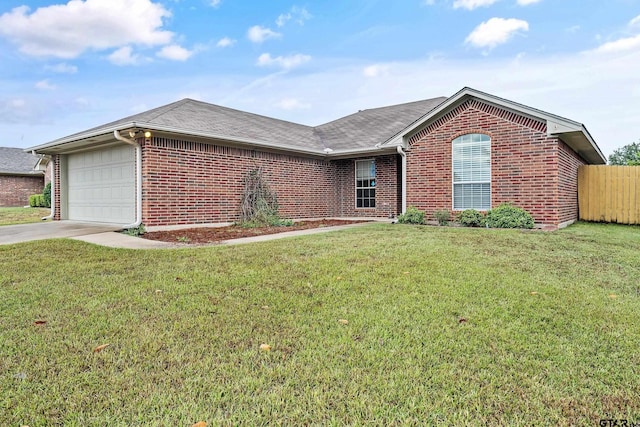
[141,219,370,244]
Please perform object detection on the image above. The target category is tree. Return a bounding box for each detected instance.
[608,142,640,165]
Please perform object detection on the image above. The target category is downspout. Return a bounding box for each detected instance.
[113,130,143,229]
[37,153,55,220]
[396,145,407,214]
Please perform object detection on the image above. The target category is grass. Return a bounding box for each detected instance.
[1,222,639,426]
[0,207,50,226]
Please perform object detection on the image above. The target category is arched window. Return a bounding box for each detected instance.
[452,133,491,210]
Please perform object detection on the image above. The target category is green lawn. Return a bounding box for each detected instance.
[1,222,639,426]
[0,207,50,226]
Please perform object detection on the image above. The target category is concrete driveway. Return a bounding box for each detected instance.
[0,221,125,245]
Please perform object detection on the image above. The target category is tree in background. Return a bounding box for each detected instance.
[608,142,640,165]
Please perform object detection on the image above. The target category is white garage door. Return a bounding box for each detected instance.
[67,145,136,224]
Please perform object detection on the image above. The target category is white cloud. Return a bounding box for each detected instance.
[453,0,499,10]
[108,46,142,66]
[516,0,542,5]
[589,35,640,54]
[256,53,311,69]
[157,44,193,61]
[275,98,311,110]
[216,37,236,48]
[0,0,173,59]
[45,63,77,74]
[363,64,390,78]
[629,15,640,28]
[35,79,56,90]
[209,0,221,7]
[276,7,311,27]
[465,18,529,50]
[566,25,581,34]
[247,25,281,43]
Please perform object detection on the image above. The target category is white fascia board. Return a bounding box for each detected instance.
[29,121,326,157]
[327,146,397,159]
[28,123,137,152]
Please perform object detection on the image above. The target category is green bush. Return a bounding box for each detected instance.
[457,209,485,227]
[397,206,425,225]
[485,203,534,229]
[43,182,51,208]
[122,224,146,236]
[434,210,450,226]
[29,194,46,207]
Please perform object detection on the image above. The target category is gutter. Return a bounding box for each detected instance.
[396,146,407,214]
[113,130,143,229]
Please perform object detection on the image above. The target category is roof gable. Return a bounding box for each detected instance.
[383,87,606,164]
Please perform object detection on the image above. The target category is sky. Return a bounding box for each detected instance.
[1,0,639,159]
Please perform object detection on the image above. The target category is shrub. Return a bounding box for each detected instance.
[434,210,450,226]
[29,194,46,207]
[485,203,534,229]
[397,206,425,225]
[43,183,51,208]
[457,209,485,227]
[122,224,146,236]
[239,168,292,227]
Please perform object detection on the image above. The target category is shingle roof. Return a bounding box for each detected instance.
[45,96,448,153]
[0,147,42,175]
[314,97,447,150]
[71,98,324,150]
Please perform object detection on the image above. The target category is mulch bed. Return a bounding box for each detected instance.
[141,219,370,244]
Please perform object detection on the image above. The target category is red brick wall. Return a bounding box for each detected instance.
[0,174,44,207]
[53,155,61,220]
[141,137,340,226]
[335,155,399,218]
[557,140,587,225]
[406,99,585,226]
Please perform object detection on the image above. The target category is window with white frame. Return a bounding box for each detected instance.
[452,133,491,210]
[355,159,376,208]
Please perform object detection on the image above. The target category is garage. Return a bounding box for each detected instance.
[67,144,136,224]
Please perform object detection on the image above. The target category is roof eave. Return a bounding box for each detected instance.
[326,146,397,159]
[0,171,44,176]
[29,121,327,157]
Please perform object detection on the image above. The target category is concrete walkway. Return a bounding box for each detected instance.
[0,221,126,245]
[2,220,383,249]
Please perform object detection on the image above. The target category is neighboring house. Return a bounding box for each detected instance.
[28,87,606,229]
[0,147,46,207]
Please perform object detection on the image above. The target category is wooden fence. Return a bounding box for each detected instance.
[578,165,640,224]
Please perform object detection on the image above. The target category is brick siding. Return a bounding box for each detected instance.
[557,140,586,225]
[406,99,586,227]
[0,174,44,207]
[141,137,341,226]
[334,155,400,218]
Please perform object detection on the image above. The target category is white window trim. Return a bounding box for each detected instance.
[451,134,491,211]
[355,159,376,209]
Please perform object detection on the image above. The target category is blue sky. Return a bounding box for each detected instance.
[1,0,639,157]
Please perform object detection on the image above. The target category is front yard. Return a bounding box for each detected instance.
[1,222,639,426]
[0,207,50,226]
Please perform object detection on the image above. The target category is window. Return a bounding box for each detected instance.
[452,133,491,210]
[356,159,376,208]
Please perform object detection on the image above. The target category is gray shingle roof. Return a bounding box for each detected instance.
[72,98,324,150]
[0,147,42,175]
[314,97,447,150]
[46,96,448,153]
